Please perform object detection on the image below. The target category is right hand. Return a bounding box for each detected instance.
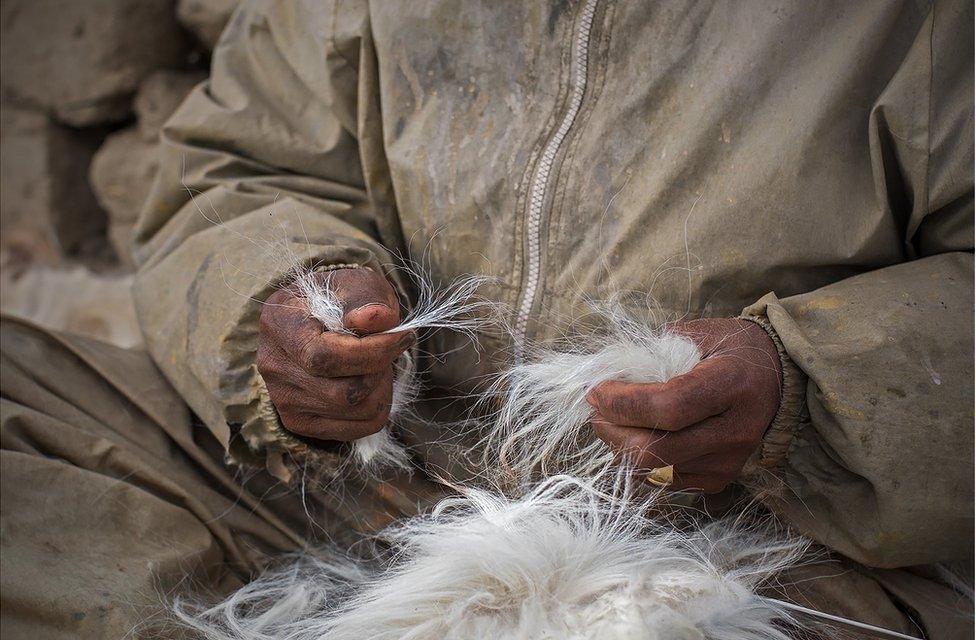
[257,267,414,442]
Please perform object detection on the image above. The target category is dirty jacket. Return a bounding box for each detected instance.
[134,0,974,570]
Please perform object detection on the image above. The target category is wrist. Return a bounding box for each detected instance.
[738,314,808,470]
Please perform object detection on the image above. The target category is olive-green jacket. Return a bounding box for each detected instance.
[134,0,973,570]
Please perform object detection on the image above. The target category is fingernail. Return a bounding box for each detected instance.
[351,302,392,314]
[342,303,396,337]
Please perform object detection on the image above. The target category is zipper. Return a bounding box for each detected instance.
[514,0,600,354]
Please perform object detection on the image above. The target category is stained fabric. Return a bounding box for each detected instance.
[2,0,973,636]
[0,318,443,639]
[135,0,972,572]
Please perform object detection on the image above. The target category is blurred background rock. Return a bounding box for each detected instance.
[0,0,237,347]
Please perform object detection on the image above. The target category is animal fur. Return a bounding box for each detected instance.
[172,293,818,639]
[173,473,806,640]
[484,301,701,480]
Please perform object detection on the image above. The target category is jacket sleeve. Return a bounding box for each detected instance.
[132,0,402,481]
[741,0,974,569]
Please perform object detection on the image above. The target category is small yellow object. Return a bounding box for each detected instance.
[646,465,674,487]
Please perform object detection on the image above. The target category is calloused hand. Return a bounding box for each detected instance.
[257,267,414,441]
[586,318,781,493]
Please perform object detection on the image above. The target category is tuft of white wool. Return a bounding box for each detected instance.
[296,269,495,471]
[346,352,421,471]
[391,262,497,339]
[485,302,702,480]
[294,270,348,334]
[172,473,807,640]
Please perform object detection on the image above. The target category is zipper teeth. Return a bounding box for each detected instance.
[515,0,600,351]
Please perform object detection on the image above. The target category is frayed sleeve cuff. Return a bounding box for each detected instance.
[738,311,808,470]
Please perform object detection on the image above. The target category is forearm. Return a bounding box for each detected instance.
[132,1,404,480]
[741,252,974,567]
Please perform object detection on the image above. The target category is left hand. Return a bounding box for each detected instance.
[586,318,782,493]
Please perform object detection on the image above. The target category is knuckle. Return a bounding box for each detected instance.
[299,350,319,374]
[300,342,333,375]
[619,430,648,455]
[263,289,289,308]
[342,376,376,406]
[590,418,613,444]
[258,309,273,332]
[258,307,283,337]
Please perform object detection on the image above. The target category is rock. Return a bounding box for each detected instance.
[92,70,202,267]
[0,0,188,127]
[177,0,239,51]
[0,105,107,265]
[134,70,206,142]
[89,128,160,267]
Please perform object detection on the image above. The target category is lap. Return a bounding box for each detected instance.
[3,317,969,639]
[0,317,438,638]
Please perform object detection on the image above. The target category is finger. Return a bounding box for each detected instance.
[586,356,740,430]
[296,330,415,377]
[669,472,730,494]
[590,415,702,469]
[264,290,413,376]
[264,380,389,440]
[304,370,395,421]
[343,303,400,335]
[591,413,739,469]
[677,452,748,479]
[325,267,401,334]
[270,369,395,420]
[289,412,390,442]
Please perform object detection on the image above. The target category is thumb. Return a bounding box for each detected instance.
[343,302,401,335]
[322,266,401,335]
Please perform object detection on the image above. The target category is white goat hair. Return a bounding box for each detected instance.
[296,269,492,471]
[342,352,419,472]
[486,303,702,480]
[173,473,806,640]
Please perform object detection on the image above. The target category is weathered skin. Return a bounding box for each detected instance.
[588,318,782,494]
[3,0,970,637]
[258,267,413,442]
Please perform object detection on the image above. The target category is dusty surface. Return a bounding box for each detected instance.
[1,0,234,347]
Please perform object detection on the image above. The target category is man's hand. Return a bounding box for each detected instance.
[586,318,781,493]
[257,267,414,442]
